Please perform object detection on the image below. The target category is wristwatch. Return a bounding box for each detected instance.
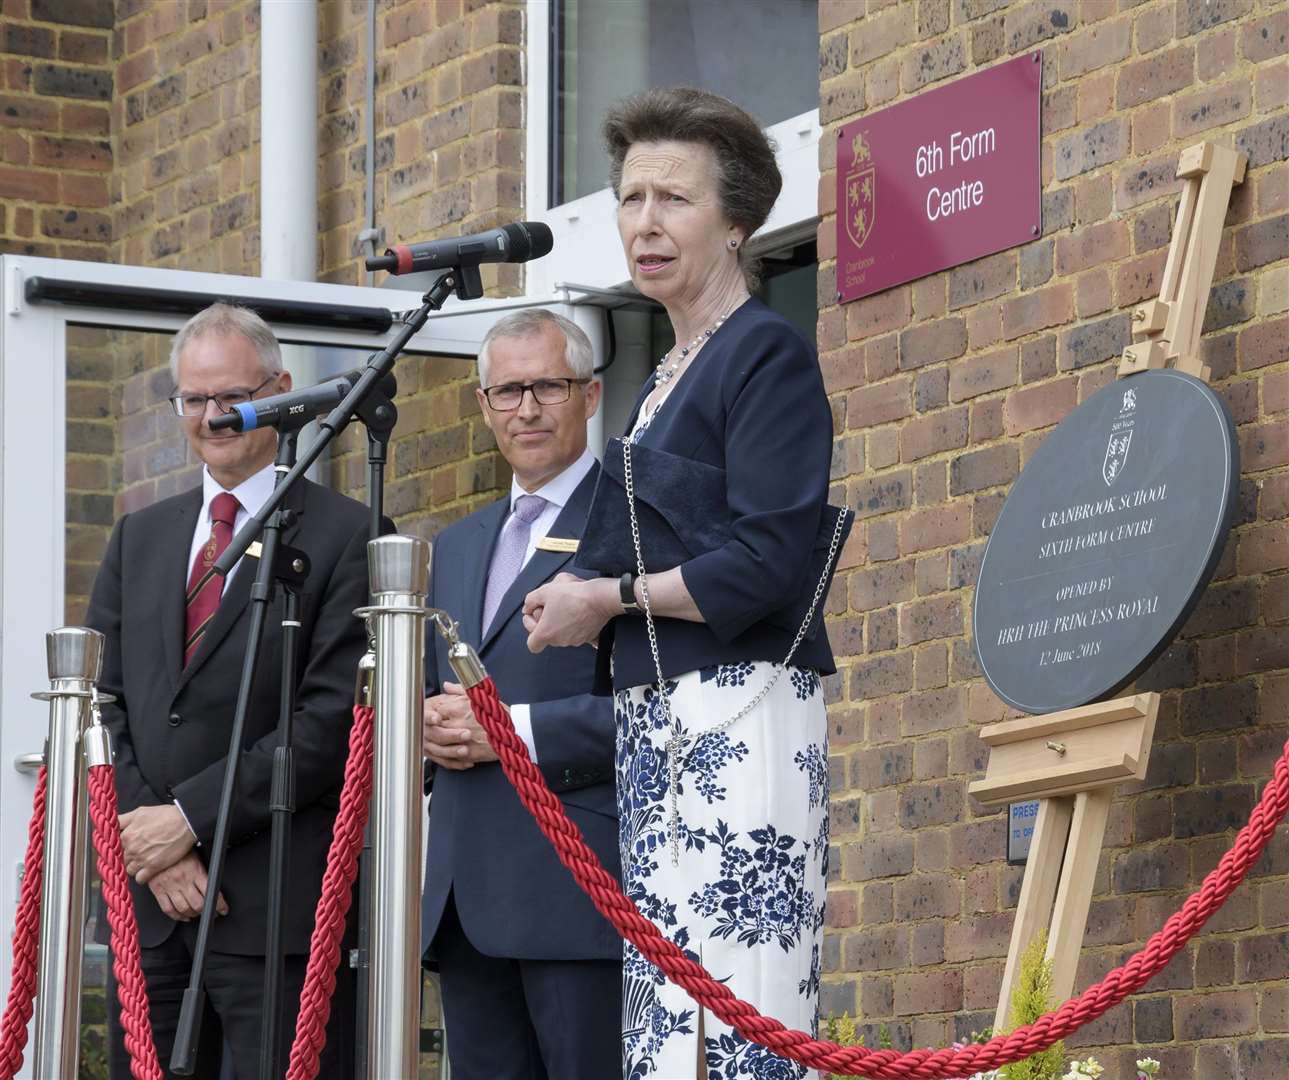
[619,572,640,613]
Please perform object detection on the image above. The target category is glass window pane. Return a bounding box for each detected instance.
[551,0,820,206]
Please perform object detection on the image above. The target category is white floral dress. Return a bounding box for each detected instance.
[615,661,828,1080]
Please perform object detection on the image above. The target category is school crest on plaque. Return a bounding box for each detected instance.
[1102,387,1138,486]
[844,131,875,251]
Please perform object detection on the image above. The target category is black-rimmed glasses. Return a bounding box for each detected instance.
[481,377,590,412]
[169,374,277,418]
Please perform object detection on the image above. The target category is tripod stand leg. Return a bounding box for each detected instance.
[994,796,1073,1033]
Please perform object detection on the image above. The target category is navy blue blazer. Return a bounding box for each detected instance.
[608,297,837,689]
[420,467,621,961]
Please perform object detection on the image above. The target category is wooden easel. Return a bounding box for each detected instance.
[976,138,1247,1032]
[1120,140,1247,381]
[970,693,1159,1030]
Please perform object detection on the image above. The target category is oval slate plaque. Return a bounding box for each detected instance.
[973,370,1238,715]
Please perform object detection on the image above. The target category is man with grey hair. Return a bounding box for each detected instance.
[87,302,367,1076]
[421,308,622,1079]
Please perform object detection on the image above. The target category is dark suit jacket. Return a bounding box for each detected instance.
[421,467,621,961]
[86,477,376,954]
[604,297,837,689]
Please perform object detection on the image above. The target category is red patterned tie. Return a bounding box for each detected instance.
[184,491,240,667]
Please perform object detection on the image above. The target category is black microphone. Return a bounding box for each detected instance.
[208,369,397,433]
[366,221,553,275]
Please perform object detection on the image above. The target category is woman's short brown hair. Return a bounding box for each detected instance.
[603,87,782,247]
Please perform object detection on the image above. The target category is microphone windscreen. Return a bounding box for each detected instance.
[524,221,554,260]
[503,221,554,263]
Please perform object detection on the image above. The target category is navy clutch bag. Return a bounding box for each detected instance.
[574,438,852,641]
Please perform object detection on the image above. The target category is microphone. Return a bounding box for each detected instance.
[208,369,397,433]
[366,221,553,275]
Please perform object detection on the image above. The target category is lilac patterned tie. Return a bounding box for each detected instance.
[482,493,548,633]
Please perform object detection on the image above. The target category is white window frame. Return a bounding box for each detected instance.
[524,0,822,298]
[0,254,599,1015]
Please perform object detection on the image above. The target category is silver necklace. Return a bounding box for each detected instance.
[654,310,731,386]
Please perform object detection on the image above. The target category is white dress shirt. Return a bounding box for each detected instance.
[502,447,596,761]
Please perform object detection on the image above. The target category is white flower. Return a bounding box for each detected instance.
[1136,1059,1161,1078]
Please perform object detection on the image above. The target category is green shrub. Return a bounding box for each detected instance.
[999,932,1064,1080]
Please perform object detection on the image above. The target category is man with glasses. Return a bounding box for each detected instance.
[86,303,367,1076]
[421,309,622,1079]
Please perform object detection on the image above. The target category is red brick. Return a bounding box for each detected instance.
[1116,45,1195,110]
[848,561,914,612]
[1001,283,1073,340]
[947,250,1015,311]
[1055,219,1129,275]
[1241,421,1289,472]
[1003,376,1078,435]
[1268,370,1289,416]
[1239,315,1289,372]
[1053,117,1128,182]
[1238,522,1288,575]
[944,912,1013,962]
[898,593,962,646]
[0,93,58,130]
[899,406,968,463]
[847,377,911,428]
[894,969,961,1015]
[1173,78,1252,139]
[1058,16,1130,79]
[1115,250,1168,307]
[1242,10,1289,63]
[1235,213,1289,273]
[899,504,970,556]
[849,5,916,67]
[0,164,54,200]
[950,350,1019,409]
[901,685,966,736]
[847,285,911,342]
[1176,990,1258,1040]
[850,652,914,701]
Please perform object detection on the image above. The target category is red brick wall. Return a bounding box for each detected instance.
[817,0,1288,1070]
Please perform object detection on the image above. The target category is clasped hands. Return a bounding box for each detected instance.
[522,572,620,653]
[119,804,227,922]
[423,680,503,770]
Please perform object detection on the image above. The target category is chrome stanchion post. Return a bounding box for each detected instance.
[31,626,105,1078]
[362,536,430,1079]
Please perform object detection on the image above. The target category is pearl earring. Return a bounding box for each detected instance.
[728,238,739,250]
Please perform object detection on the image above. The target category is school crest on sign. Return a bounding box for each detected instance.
[1103,430,1132,486]
[844,131,875,251]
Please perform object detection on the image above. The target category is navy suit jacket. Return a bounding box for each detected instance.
[421,466,621,961]
[604,297,837,689]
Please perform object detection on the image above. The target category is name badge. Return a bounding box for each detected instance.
[534,536,579,553]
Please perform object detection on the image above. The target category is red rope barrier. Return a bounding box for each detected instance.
[464,676,1289,1079]
[0,768,47,1080]
[87,764,163,1080]
[286,703,375,1080]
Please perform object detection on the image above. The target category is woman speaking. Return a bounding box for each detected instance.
[524,87,842,1080]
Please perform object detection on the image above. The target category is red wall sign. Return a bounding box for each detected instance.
[836,53,1042,304]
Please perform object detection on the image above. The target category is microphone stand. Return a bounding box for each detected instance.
[257,431,307,1080]
[171,266,475,1078]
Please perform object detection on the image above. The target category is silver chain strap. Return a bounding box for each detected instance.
[622,438,851,865]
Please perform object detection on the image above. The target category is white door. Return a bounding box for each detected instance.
[0,254,607,1056]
